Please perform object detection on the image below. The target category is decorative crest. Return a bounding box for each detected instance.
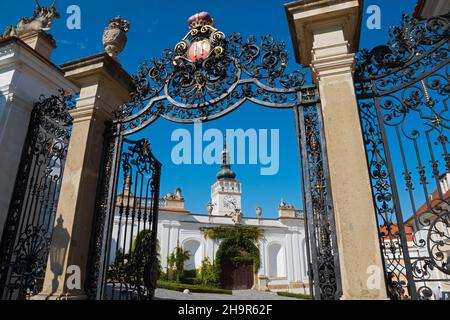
[116,12,315,135]
[174,12,225,65]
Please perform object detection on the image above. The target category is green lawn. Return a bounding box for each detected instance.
[157,280,232,295]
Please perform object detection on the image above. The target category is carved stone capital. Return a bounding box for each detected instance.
[285,0,362,66]
[61,53,135,123]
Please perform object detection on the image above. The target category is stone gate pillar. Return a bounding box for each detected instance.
[0,35,78,241]
[35,53,134,299]
[285,0,387,299]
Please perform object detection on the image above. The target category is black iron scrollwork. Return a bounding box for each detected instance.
[0,90,74,300]
[356,13,450,300]
[88,137,161,300]
[355,13,449,77]
[114,15,315,135]
[297,104,342,300]
[89,12,339,301]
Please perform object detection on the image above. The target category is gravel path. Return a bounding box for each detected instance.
[155,289,302,300]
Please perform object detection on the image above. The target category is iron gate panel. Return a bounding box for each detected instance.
[0,90,73,300]
[355,13,450,300]
[294,103,342,300]
[87,13,341,300]
[87,131,162,300]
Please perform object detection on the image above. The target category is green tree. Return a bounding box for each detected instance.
[200,226,262,287]
[196,257,218,287]
[130,230,161,276]
[167,245,191,282]
[108,230,162,285]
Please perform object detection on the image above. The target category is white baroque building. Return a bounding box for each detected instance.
[110,147,309,292]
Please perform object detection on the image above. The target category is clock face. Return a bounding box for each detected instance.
[223,196,237,209]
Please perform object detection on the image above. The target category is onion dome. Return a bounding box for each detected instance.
[216,144,236,180]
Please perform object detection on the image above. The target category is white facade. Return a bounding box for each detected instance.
[110,210,309,292]
[0,36,78,240]
[109,148,309,292]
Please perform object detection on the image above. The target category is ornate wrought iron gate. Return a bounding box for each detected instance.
[0,91,73,300]
[294,104,341,300]
[87,131,162,300]
[86,13,341,300]
[355,13,450,300]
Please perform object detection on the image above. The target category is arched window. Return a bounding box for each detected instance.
[268,243,286,278]
[183,239,202,271]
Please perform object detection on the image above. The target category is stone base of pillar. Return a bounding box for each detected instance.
[30,292,87,301]
[339,295,389,301]
[254,275,269,291]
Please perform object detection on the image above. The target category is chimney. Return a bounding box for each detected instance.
[20,31,56,60]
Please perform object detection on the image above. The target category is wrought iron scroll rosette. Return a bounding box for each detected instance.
[355,13,449,96]
[427,211,450,275]
[355,13,449,78]
[115,17,314,135]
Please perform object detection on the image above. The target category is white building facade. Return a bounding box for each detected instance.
[110,148,309,293]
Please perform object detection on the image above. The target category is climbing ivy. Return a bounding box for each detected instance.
[200,225,263,241]
[201,226,263,282]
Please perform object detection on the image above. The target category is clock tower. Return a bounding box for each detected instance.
[210,145,242,216]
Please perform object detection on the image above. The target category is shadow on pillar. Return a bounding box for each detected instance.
[48,215,70,298]
[0,93,6,113]
[0,93,10,238]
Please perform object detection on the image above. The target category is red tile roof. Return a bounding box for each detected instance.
[380,224,414,242]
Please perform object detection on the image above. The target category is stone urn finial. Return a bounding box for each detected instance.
[102,16,130,58]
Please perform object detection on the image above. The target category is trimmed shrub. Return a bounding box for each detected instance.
[157,280,232,295]
[196,257,219,287]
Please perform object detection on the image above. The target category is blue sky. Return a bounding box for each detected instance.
[2,0,418,218]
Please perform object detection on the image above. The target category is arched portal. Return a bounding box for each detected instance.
[182,239,202,271]
[216,236,259,290]
[87,12,340,301]
[268,243,285,278]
